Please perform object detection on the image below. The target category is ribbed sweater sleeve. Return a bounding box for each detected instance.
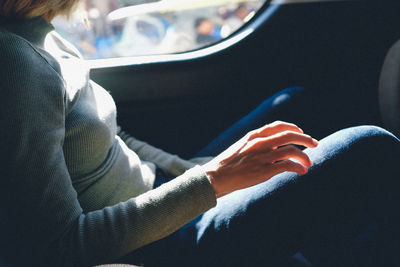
[118,128,215,176]
[118,128,198,176]
[0,31,216,266]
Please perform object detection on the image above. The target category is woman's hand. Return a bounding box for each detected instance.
[203,121,319,198]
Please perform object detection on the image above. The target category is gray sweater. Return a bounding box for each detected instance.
[0,16,216,266]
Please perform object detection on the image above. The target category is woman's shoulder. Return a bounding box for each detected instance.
[0,29,61,75]
[0,29,65,99]
[0,29,37,62]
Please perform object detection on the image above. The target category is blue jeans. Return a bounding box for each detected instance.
[122,87,400,266]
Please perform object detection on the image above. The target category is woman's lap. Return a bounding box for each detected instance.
[122,87,400,266]
[162,126,399,266]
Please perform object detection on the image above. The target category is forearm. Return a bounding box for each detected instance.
[50,167,216,267]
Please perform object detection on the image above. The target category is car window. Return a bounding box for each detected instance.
[53,0,268,59]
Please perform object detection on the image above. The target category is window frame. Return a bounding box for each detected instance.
[88,0,356,69]
[87,0,274,69]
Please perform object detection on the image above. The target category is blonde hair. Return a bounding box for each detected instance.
[0,0,81,19]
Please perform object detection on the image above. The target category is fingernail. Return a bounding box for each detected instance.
[312,138,319,145]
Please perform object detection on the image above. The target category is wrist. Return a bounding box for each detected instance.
[203,163,225,198]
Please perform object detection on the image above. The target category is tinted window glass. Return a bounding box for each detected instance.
[53,0,267,59]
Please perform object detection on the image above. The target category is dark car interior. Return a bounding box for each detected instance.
[91,0,400,160]
[2,0,400,266]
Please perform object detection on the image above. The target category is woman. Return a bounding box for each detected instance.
[0,1,399,266]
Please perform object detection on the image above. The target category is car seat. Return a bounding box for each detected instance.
[379,39,400,138]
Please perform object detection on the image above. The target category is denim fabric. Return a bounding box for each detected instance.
[194,87,313,157]
[195,86,385,158]
[177,126,399,267]
[122,88,400,267]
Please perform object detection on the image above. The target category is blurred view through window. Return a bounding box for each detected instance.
[53,0,267,59]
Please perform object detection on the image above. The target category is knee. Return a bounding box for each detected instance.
[354,125,400,157]
[307,125,400,166]
[341,125,399,146]
[258,87,308,112]
[276,86,308,97]
[323,125,398,145]
[269,87,307,104]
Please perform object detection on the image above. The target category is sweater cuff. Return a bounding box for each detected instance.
[153,165,217,216]
[175,165,217,209]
